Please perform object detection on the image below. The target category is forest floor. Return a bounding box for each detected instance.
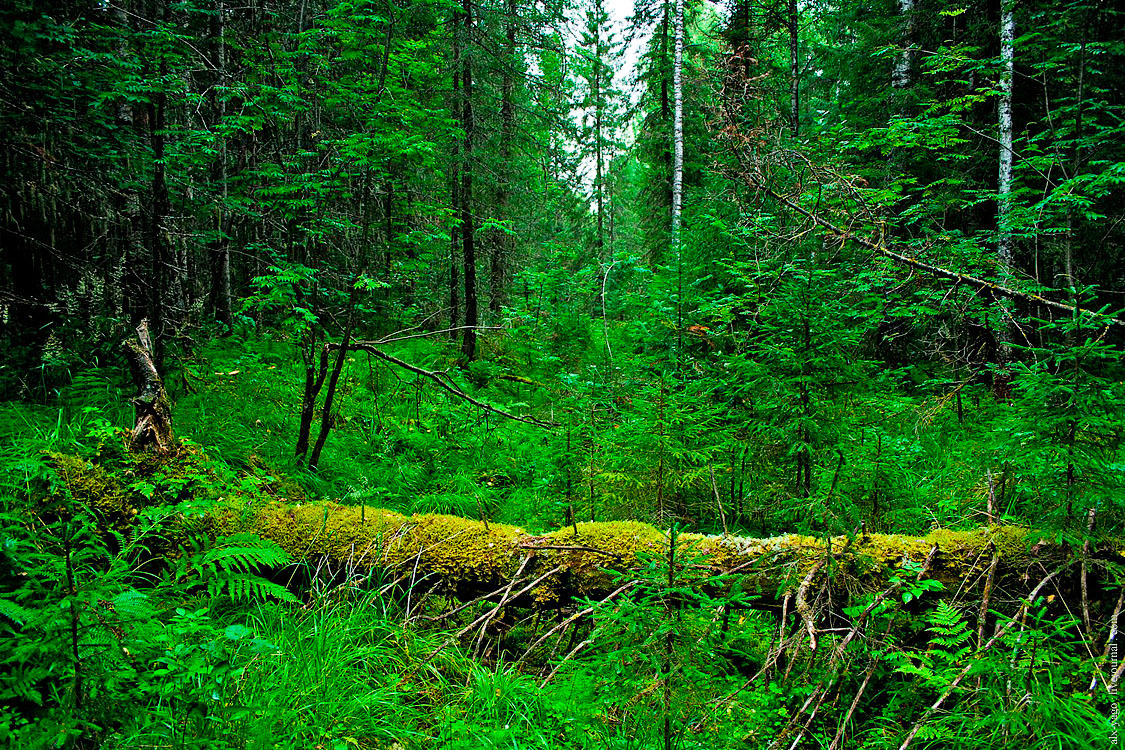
[0,334,1118,749]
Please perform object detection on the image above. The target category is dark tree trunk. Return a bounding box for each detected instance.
[210,0,233,330]
[308,288,358,470]
[295,339,328,460]
[148,86,170,368]
[460,0,478,360]
[788,0,799,136]
[491,0,517,318]
[449,18,462,340]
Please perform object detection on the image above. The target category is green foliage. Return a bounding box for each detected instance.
[559,527,763,748]
[2,0,1124,745]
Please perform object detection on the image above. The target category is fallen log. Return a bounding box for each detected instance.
[205,497,1071,605]
[43,446,1105,608]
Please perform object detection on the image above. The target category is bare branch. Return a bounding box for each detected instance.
[324,341,557,428]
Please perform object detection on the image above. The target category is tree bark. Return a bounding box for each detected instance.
[892,0,916,89]
[147,0,171,370]
[460,0,478,361]
[308,283,359,471]
[450,23,462,340]
[672,0,685,344]
[788,0,799,135]
[295,338,328,460]
[122,320,175,455]
[996,0,1017,372]
[671,0,684,244]
[593,0,606,258]
[491,0,517,318]
[997,0,1015,273]
[209,0,233,330]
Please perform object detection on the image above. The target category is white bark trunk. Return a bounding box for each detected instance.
[997,0,1016,363]
[671,0,684,244]
[892,0,915,89]
[997,0,1015,272]
[672,0,685,342]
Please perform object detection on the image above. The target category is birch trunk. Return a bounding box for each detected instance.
[672,0,684,341]
[892,0,915,89]
[594,5,605,257]
[997,0,1015,272]
[997,0,1016,365]
[671,0,683,244]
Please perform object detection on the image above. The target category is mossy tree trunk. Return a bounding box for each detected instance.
[206,498,1082,609]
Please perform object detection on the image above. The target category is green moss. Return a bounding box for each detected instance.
[211,500,1048,602]
[535,521,664,596]
[47,452,135,521]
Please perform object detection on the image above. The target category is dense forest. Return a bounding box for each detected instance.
[2,0,1124,746]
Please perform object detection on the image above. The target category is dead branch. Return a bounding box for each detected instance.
[325,341,557,428]
[794,558,825,652]
[976,546,1000,649]
[756,180,1123,328]
[897,564,1070,750]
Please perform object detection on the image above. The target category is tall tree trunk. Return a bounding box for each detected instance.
[660,7,670,119]
[491,0,517,318]
[997,0,1015,272]
[892,0,915,89]
[996,0,1016,366]
[1063,2,1096,294]
[147,39,170,368]
[111,1,139,325]
[788,0,799,135]
[460,0,478,361]
[594,0,605,258]
[672,0,684,340]
[450,23,462,340]
[210,0,233,329]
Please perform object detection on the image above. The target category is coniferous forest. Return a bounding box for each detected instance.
[2,0,1125,746]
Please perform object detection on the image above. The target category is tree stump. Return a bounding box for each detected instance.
[123,320,176,455]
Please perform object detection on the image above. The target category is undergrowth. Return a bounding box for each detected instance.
[0,338,1117,749]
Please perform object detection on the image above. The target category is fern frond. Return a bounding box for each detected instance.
[207,572,297,603]
[112,589,157,620]
[200,534,291,573]
[0,597,30,626]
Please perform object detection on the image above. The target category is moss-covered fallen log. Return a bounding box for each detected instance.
[45,447,1106,608]
[206,498,1076,605]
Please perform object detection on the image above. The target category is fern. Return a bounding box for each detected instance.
[185,534,296,603]
[0,597,30,626]
[60,369,121,415]
[206,572,297,603]
[198,533,292,573]
[895,601,973,690]
[927,600,972,659]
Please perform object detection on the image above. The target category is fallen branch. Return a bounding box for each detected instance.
[326,341,557,428]
[753,180,1123,328]
[897,564,1069,750]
